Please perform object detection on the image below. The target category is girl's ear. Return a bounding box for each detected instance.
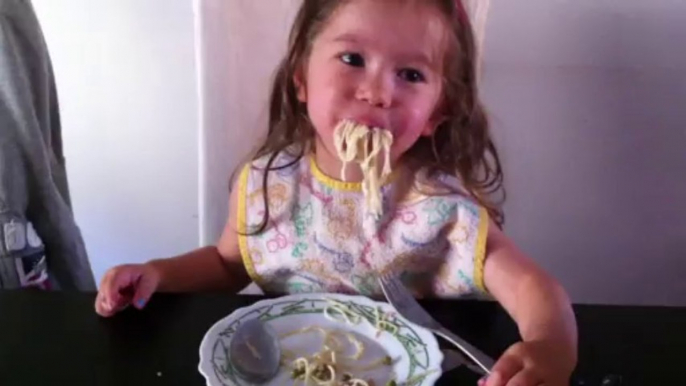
[294,68,307,102]
[422,114,446,137]
[421,123,437,137]
[423,92,449,136]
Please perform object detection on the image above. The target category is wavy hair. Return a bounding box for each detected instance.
[247,0,504,233]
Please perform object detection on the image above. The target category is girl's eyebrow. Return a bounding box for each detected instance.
[331,32,365,44]
[398,53,435,69]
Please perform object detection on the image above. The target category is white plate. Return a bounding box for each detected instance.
[199,293,443,386]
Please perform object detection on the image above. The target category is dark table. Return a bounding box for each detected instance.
[0,291,684,385]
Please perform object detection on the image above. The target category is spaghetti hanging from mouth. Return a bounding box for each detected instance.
[333,120,394,217]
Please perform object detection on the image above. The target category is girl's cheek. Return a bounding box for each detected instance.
[328,74,357,99]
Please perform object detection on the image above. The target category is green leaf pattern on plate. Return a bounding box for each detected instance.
[206,296,439,386]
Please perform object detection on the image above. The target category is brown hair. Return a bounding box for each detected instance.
[248,0,504,233]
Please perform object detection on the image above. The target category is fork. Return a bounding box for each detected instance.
[379,273,495,375]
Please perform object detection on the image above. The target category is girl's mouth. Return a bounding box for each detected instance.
[344,116,387,131]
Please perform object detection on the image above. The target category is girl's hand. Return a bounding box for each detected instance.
[479,341,575,386]
[95,263,161,317]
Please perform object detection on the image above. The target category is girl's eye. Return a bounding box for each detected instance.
[340,53,365,67]
[398,68,426,83]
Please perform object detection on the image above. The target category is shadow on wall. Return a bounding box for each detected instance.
[197,0,301,245]
[482,0,686,306]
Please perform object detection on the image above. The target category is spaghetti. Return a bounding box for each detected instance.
[333,120,393,217]
[279,300,405,385]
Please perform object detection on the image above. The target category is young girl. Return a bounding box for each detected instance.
[96,1,577,385]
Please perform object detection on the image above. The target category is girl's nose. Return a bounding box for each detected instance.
[355,73,393,108]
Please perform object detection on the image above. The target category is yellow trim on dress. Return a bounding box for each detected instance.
[309,155,398,192]
[309,156,363,191]
[473,207,489,293]
[237,164,262,286]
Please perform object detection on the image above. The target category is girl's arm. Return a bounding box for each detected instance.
[482,221,578,386]
[96,185,251,317]
[149,185,251,293]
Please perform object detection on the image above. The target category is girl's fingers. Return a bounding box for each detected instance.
[101,270,125,308]
[505,369,541,386]
[95,290,117,317]
[487,354,524,386]
[95,267,139,316]
[95,271,116,314]
[132,271,158,310]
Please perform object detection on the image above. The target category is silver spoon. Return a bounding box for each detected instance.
[229,318,281,384]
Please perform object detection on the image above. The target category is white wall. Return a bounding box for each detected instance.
[483,0,686,306]
[33,0,201,284]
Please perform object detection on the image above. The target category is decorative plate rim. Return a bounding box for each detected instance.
[198,293,444,386]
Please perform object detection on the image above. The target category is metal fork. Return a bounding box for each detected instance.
[379,273,495,375]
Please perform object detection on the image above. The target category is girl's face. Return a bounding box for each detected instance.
[296,0,449,164]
